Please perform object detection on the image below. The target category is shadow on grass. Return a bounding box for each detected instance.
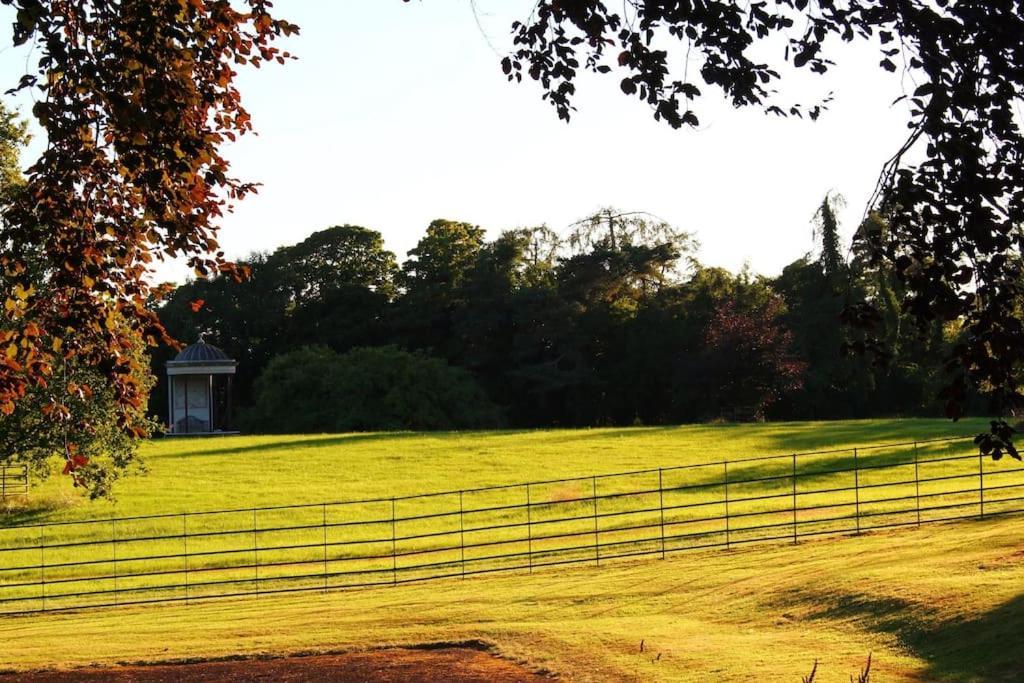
[0,497,70,528]
[759,418,981,455]
[662,434,988,498]
[159,432,434,458]
[160,420,980,461]
[798,589,1024,681]
[160,426,697,458]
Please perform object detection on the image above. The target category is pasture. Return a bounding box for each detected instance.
[1,418,1023,681]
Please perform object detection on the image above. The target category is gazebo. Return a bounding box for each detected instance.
[166,339,238,435]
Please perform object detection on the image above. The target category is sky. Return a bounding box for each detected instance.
[0,0,917,283]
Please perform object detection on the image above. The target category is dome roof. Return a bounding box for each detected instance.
[173,341,232,363]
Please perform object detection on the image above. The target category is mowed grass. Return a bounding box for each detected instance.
[1,506,1023,681]
[10,417,994,521]
[2,418,1023,680]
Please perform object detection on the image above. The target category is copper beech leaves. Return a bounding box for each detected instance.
[0,1,297,477]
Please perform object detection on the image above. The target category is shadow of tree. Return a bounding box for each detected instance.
[156,432,434,458]
[759,418,981,455]
[798,590,1024,681]
[0,497,70,528]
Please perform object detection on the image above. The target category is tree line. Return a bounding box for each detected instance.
[151,200,976,433]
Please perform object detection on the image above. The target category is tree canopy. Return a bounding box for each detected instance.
[490,0,1024,450]
[157,207,971,432]
[0,0,297,451]
[241,345,502,433]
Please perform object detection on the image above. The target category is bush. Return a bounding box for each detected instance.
[242,345,502,433]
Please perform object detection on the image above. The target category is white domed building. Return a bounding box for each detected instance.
[165,339,238,435]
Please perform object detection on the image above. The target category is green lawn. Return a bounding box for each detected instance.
[1,418,1022,680]
[11,417,991,521]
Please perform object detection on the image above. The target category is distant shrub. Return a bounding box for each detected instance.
[242,345,502,433]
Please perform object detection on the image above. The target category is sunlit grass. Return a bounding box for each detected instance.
[1,510,1022,681]
[1,418,1021,680]
[11,417,991,521]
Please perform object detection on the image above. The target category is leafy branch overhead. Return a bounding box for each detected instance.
[0,1,297,447]
[490,0,1024,432]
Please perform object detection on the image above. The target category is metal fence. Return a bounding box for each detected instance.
[0,465,28,501]
[0,435,1021,616]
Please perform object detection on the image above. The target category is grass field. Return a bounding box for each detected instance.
[9,418,994,521]
[1,418,1023,681]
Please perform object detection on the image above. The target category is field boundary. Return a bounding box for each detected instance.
[0,466,28,501]
[3,434,1020,616]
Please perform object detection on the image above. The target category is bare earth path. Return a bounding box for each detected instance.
[0,648,550,682]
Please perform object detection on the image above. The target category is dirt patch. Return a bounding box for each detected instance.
[1,647,551,682]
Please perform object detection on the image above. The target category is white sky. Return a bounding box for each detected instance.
[0,0,916,283]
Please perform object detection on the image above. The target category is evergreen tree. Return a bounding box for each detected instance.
[814,193,845,282]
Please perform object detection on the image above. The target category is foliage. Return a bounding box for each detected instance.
[0,102,154,496]
[242,345,502,433]
[0,0,297,479]
[268,224,397,301]
[0,326,156,499]
[812,193,845,282]
[0,104,27,202]
[400,219,486,300]
[567,207,695,259]
[493,0,1024,441]
[700,297,806,420]
[153,224,398,417]
[154,209,973,430]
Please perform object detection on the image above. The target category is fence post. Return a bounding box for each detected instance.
[913,441,921,527]
[979,450,985,520]
[458,491,466,579]
[39,525,45,612]
[791,454,798,544]
[525,484,533,573]
[111,518,118,606]
[853,448,861,535]
[252,508,259,598]
[658,468,666,560]
[723,461,730,550]
[182,513,189,605]
[1,466,5,499]
[390,498,397,586]
[321,503,328,593]
[591,476,600,566]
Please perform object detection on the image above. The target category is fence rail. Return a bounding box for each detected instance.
[0,435,1020,616]
[0,465,28,501]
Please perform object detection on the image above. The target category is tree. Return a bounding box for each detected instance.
[453,230,534,405]
[393,219,486,357]
[568,208,695,258]
[492,0,1024,449]
[400,219,486,299]
[700,297,806,420]
[813,193,845,283]
[0,101,155,495]
[0,321,156,498]
[150,210,961,430]
[0,104,27,202]
[153,225,397,414]
[267,225,398,353]
[267,224,397,302]
[243,345,502,433]
[0,1,298,472]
